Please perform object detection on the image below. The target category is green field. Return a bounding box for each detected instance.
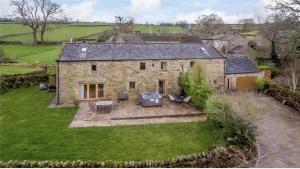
[135,24,182,33]
[1,44,60,65]
[0,87,223,161]
[0,65,40,75]
[0,24,33,35]
[0,25,108,42]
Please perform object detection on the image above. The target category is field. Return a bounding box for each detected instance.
[0,66,40,75]
[0,87,223,161]
[1,44,60,65]
[0,23,183,42]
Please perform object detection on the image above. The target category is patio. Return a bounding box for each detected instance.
[69,98,206,128]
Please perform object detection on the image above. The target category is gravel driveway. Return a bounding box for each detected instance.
[254,95,300,167]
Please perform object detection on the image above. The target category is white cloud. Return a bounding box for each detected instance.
[0,0,15,16]
[62,0,97,21]
[253,0,273,20]
[176,9,252,24]
[130,0,160,17]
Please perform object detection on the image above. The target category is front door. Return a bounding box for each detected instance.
[158,80,167,95]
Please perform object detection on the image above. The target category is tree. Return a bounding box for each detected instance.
[239,18,255,32]
[36,0,62,44]
[196,14,225,34]
[264,0,300,64]
[113,16,135,34]
[283,59,300,92]
[176,20,189,29]
[11,0,62,44]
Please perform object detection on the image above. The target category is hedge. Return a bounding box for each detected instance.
[0,146,256,168]
[0,70,49,93]
[265,80,300,112]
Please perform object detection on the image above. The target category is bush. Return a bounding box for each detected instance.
[256,76,265,91]
[205,94,256,146]
[189,80,212,109]
[204,94,233,128]
[179,62,212,109]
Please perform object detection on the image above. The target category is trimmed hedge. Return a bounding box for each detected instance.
[0,146,256,168]
[0,70,49,93]
[265,80,300,112]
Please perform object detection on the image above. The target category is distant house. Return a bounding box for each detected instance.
[56,43,226,106]
[213,34,249,54]
[225,53,262,91]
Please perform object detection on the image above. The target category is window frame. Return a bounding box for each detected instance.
[91,64,97,72]
[129,81,136,90]
[139,62,146,70]
[80,83,105,100]
[160,61,167,70]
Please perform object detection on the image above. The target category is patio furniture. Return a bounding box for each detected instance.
[183,96,191,103]
[118,91,129,100]
[139,92,162,107]
[168,94,176,101]
[96,101,113,113]
[89,102,97,112]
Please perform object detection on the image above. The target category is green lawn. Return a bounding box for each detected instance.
[0,25,108,42]
[135,24,182,33]
[1,44,61,65]
[0,87,223,161]
[0,65,40,75]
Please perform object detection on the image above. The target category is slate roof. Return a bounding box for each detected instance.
[59,43,224,61]
[226,54,260,74]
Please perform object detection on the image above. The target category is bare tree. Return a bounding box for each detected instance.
[239,18,255,32]
[283,59,300,92]
[11,0,40,44]
[11,0,62,44]
[114,16,135,34]
[262,12,299,65]
[36,0,62,44]
[176,20,189,29]
[196,14,225,34]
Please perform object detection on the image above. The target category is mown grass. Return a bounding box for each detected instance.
[0,24,32,35]
[0,25,108,42]
[1,44,60,65]
[0,87,223,161]
[0,65,40,75]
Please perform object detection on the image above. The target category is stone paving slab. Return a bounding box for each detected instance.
[70,99,206,128]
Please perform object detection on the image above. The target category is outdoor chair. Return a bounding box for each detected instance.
[183,96,191,103]
[168,94,176,101]
[89,102,97,112]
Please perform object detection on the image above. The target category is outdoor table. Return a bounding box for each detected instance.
[96,101,113,113]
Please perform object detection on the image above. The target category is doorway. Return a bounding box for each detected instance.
[158,80,167,95]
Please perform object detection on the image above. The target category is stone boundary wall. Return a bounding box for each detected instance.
[0,146,256,168]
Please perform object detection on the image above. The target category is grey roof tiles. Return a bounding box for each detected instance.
[59,43,224,61]
[226,54,260,74]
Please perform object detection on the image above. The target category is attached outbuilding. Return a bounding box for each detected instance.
[225,54,262,91]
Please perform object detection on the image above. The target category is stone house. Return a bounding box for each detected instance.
[225,53,262,91]
[56,43,225,106]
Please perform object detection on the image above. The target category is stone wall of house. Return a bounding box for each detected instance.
[57,59,225,106]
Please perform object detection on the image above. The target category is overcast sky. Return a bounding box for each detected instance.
[0,0,272,24]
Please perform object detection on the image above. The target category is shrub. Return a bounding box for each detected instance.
[179,62,212,109]
[189,80,212,109]
[204,94,233,128]
[223,118,256,146]
[256,76,265,91]
[205,94,256,146]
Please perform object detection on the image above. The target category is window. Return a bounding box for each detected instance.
[161,62,167,70]
[98,84,104,98]
[91,64,97,72]
[80,83,104,100]
[140,62,146,70]
[190,61,195,67]
[129,81,136,89]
